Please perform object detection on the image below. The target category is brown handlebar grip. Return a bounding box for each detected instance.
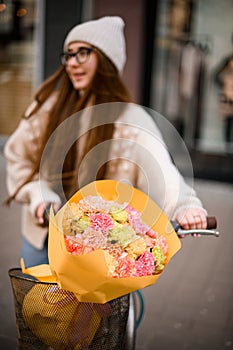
[206,216,217,229]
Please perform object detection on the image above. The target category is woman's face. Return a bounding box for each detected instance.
[64,41,98,93]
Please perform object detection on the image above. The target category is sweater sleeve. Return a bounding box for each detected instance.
[133,109,206,219]
[4,100,61,216]
[108,104,206,219]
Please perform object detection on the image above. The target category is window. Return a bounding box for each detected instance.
[0,0,37,135]
[150,0,233,157]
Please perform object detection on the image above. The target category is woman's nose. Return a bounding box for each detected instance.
[67,56,79,66]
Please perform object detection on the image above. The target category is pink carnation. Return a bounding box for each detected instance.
[135,251,155,276]
[143,235,157,249]
[113,257,137,278]
[125,205,141,220]
[130,217,149,235]
[77,198,95,214]
[146,228,158,238]
[64,237,93,255]
[90,213,114,232]
[156,236,169,255]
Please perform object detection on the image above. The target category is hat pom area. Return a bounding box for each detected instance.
[63,16,127,73]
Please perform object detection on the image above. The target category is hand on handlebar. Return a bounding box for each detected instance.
[172,213,219,238]
[175,208,207,232]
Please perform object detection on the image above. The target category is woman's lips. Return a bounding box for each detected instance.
[72,72,85,81]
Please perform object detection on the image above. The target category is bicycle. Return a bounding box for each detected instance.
[8,217,219,350]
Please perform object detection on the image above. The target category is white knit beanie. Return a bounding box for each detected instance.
[63,16,126,73]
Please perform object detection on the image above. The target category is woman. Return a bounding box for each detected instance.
[4,16,207,267]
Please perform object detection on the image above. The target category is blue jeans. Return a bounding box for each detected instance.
[21,235,49,267]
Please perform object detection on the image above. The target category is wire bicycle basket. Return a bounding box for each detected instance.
[8,268,131,350]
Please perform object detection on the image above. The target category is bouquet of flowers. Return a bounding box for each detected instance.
[63,196,169,278]
[22,180,181,304]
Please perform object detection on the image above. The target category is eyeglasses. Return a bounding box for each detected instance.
[60,47,94,65]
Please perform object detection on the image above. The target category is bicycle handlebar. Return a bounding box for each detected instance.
[206,216,217,229]
[172,216,220,237]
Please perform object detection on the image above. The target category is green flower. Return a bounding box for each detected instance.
[71,216,90,233]
[113,221,124,228]
[108,225,137,247]
[110,206,128,223]
[152,246,165,272]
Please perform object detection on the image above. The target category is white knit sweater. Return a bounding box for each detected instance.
[4,97,205,249]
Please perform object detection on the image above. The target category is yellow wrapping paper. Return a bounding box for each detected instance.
[22,180,181,304]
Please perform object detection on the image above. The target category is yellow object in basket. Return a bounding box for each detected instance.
[22,283,111,349]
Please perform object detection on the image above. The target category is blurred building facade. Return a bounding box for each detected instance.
[0,0,232,182]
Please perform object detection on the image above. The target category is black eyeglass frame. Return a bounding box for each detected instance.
[60,47,94,65]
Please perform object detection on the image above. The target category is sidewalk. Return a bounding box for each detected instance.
[0,149,233,350]
[136,180,233,350]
